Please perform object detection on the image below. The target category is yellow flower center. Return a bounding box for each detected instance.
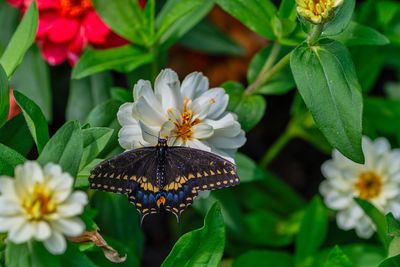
[296,0,342,24]
[355,171,382,200]
[60,0,92,18]
[173,98,201,141]
[22,183,56,221]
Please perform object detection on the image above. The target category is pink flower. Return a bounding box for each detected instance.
[7,0,136,65]
[8,90,21,121]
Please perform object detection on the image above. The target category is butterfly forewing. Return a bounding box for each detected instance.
[162,147,240,218]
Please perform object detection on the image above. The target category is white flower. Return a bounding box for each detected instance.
[117,69,246,162]
[320,136,400,238]
[0,161,88,254]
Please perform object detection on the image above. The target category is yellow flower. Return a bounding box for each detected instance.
[296,0,343,24]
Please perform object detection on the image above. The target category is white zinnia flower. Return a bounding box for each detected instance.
[0,161,88,254]
[117,69,246,162]
[320,136,400,238]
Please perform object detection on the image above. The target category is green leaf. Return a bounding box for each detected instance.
[355,198,392,249]
[333,22,390,46]
[10,46,52,120]
[157,0,214,48]
[30,242,62,267]
[290,39,364,163]
[0,143,25,176]
[0,2,38,77]
[0,114,34,156]
[67,73,111,123]
[278,0,297,20]
[72,45,154,79]
[379,254,400,267]
[61,244,98,267]
[5,243,30,267]
[13,90,49,153]
[295,196,328,266]
[91,192,144,258]
[76,158,102,188]
[111,87,133,102]
[233,250,293,267]
[92,0,146,45]
[324,246,355,267]
[363,98,400,141]
[387,213,400,238]
[222,82,266,132]
[38,121,83,177]
[86,100,123,158]
[241,210,299,247]
[235,152,264,182]
[179,20,244,56]
[322,0,355,36]
[80,127,114,169]
[162,203,225,267]
[0,1,19,54]
[215,0,277,39]
[0,64,8,127]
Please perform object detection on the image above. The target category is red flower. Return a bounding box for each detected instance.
[7,0,133,65]
[8,90,21,121]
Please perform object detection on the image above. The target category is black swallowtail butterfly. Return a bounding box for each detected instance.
[89,138,240,222]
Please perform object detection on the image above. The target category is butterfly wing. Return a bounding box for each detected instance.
[89,147,161,221]
[162,147,240,219]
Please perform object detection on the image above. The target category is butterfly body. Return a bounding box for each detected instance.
[89,138,239,222]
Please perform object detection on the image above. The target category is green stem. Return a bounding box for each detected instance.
[259,127,294,169]
[307,24,323,45]
[246,49,291,95]
[245,42,281,94]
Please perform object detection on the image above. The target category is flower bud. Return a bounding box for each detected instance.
[296,0,344,24]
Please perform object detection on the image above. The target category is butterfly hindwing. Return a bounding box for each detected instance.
[162,147,240,219]
[89,147,161,220]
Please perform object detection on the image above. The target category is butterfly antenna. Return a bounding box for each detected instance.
[142,130,158,139]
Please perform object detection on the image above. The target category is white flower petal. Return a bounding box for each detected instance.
[192,124,214,139]
[51,218,85,237]
[8,222,34,244]
[0,177,18,200]
[44,232,67,255]
[186,139,212,152]
[57,191,88,217]
[189,95,214,120]
[139,120,159,146]
[208,130,246,149]
[201,88,228,119]
[43,163,62,180]
[133,79,161,112]
[323,191,352,209]
[117,103,136,126]
[354,215,375,239]
[181,72,208,99]
[0,198,22,216]
[118,125,143,150]
[33,221,51,241]
[373,137,391,155]
[154,69,182,111]
[134,96,167,126]
[14,161,44,197]
[0,216,25,232]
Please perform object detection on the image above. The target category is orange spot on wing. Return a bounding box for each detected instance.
[156,196,166,207]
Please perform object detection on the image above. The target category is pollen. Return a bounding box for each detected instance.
[22,182,56,221]
[173,98,201,141]
[355,171,382,200]
[60,0,92,18]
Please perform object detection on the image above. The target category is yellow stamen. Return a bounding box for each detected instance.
[355,171,382,200]
[22,182,55,221]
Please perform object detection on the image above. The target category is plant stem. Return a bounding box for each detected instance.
[259,127,294,169]
[245,42,281,94]
[307,24,323,45]
[246,48,291,95]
